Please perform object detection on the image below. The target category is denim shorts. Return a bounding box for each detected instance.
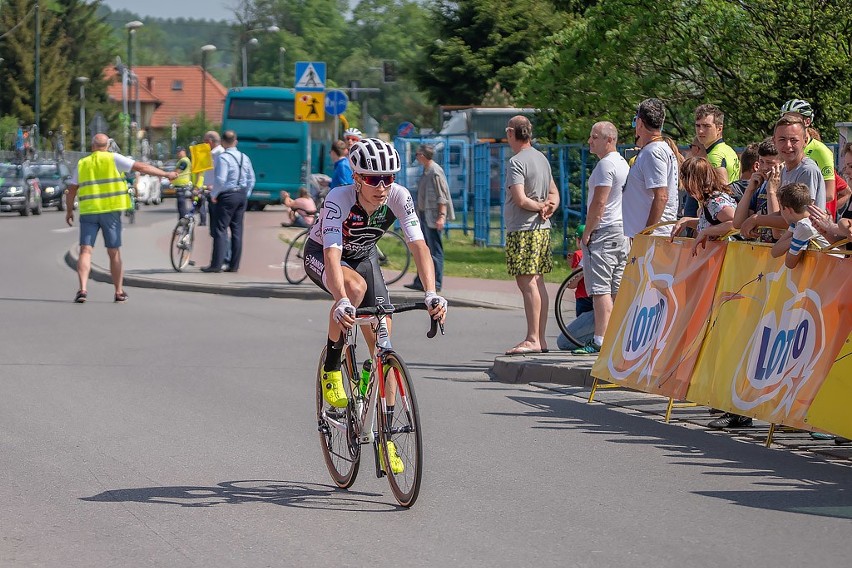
[80,211,122,249]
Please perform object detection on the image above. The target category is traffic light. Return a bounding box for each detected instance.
[383,60,397,83]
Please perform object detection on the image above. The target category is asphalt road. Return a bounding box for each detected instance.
[1,205,851,567]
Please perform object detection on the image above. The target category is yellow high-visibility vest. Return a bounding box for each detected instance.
[173,156,192,186]
[77,152,131,215]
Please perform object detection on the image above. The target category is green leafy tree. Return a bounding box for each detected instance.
[517,0,852,144]
[54,0,120,146]
[0,0,73,143]
[413,0,570,105]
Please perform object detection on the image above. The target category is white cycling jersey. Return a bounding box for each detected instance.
[309,183,424,260]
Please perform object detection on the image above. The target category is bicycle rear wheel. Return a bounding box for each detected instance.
[283,229,310,284]
[554,268,584,348]
[170,219,194,272]
[378,352,422,507]
[316,347,360,488]
[377,230,411,286]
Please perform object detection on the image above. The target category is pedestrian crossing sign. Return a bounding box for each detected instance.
[294,61,326,92]
[295,92,325,122]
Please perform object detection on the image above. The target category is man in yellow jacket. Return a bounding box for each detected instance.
[65,133,177,303]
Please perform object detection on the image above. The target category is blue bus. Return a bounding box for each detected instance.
[221,87,333,209]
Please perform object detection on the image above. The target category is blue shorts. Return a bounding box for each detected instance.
[80,211,122,249]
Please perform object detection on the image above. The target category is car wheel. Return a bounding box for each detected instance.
[57,197,65,211]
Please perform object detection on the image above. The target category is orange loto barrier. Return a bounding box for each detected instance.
[591,232,727,400]
[592,234,852,438]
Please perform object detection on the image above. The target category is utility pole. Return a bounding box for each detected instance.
[34,3,41,151]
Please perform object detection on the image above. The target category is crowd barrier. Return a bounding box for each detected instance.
[591,230,852,440]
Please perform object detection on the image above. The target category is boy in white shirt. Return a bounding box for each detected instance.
[771,183,830,269]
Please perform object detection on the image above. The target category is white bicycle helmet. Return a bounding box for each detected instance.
[349,138,401,175]
[343,127,363,140]
[780,99,814,118]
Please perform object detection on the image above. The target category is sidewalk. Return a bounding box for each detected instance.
[66,207,562,309]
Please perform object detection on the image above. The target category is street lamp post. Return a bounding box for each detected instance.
[278,47,286,87]
[34,3,41,151]
[200,44,217,123]
[76,77,89,152]
[125,20,143,155]
[241,25,279,87]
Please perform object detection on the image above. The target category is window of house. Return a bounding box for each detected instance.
[172,80,183,91]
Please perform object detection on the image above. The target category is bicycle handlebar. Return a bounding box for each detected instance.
[355,302,444,338]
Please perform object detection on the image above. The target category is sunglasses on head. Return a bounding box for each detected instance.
[360,174,395,187]
[631,116,638,128]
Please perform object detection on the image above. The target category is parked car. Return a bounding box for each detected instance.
[0,162,42,216]
[135,173,162,205]
[30,160,71,210]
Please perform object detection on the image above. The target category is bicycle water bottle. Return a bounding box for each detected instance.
[359,359,373,397]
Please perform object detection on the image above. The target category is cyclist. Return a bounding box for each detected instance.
[304,138,447,467]
[343,127,363,150]
[780,99,837,216]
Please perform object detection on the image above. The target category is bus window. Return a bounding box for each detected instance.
[227,98,295,122]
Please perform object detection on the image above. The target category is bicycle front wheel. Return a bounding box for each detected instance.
[283,229,310,284]
[554,268,584,348]
[377,230,411,285]
[169,220,194,272]
[378,352,422,507]
[316,347,360,488]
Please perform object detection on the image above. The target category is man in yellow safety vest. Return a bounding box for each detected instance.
[65,133,177,303]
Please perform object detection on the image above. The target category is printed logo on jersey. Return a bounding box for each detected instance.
[404,195,415,216]
[307,254,324,274]
[730,269,825,414]
[607,242,678,385]
[325,202,341,220]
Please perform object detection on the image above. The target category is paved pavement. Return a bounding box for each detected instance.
[67,206,559,309]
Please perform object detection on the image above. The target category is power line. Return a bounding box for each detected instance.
[0,4,36,40]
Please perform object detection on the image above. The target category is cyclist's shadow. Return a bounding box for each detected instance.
[81,479,397,513]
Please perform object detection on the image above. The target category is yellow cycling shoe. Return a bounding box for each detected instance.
[380,441,404,474]
[322,370,348,408]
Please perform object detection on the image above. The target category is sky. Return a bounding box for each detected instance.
[103,0,236,22]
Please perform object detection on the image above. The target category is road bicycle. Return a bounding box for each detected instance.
[316,302,443,507]
[284,224,411,286]
[169,190,206,272]
[553,267,585,348]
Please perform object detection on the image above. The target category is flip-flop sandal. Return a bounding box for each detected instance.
[74,290,87,303]
[114,291,128,303]
[504,346,543,355]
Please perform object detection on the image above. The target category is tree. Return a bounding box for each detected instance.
[413,0,570,105]
[54,0,120,145]
[516,0,852,144]
[0,0,73,143]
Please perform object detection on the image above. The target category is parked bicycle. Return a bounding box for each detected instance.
[169,189,207,272]
[316,301,443,508]
[283,212,411,285]
[553,267,585,348]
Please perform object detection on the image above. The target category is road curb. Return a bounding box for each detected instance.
[64,246,506,308]
[489,353,594,386]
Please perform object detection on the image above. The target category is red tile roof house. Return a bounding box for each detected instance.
[105,65,228,149]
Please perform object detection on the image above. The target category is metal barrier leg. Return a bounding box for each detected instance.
[765,423,776,447]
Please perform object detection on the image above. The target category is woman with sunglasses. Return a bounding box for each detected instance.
[303,138,448,410]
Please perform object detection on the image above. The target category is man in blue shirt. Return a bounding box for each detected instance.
[203,130,255,273]
[329,140,353,189]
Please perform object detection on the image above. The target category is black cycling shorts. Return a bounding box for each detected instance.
[303,239,390,308]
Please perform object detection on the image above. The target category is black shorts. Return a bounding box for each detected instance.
[304,239,390,308]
